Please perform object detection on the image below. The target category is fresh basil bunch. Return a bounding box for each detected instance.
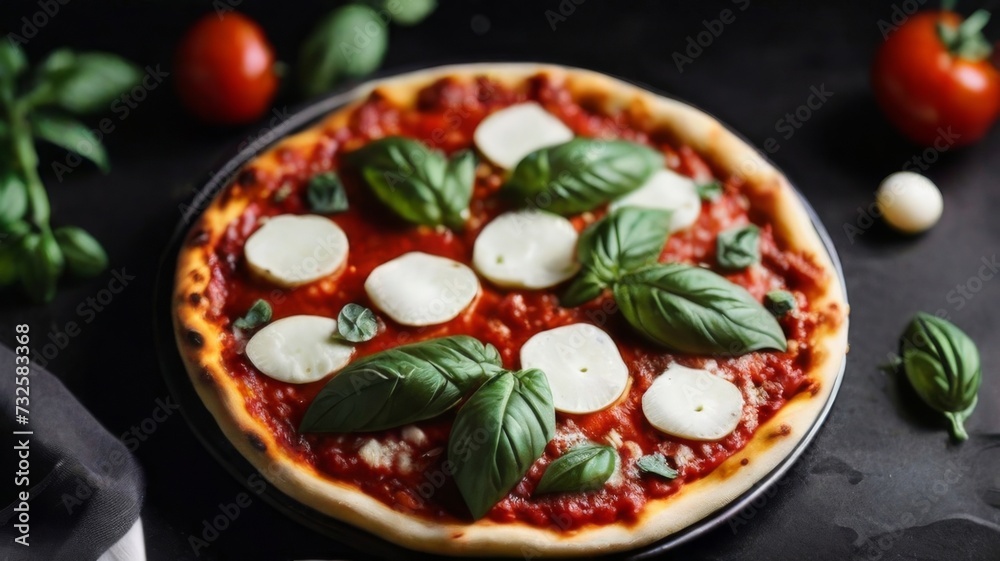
[300,334,560,519]
[560,208,786,355]
[299,335,503,432]
[349,137,475,230]
[0,43,140,302]
[449,368,555,519]
[899,313,982,441]
[504,138,662,215]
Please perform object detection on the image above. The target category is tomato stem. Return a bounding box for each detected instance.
[938,8,993,61]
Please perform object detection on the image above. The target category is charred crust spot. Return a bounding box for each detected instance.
[198,369,214,385]
[188,229,210,247]
[578,93,606,115]
[192,272,204,283]
[451,532,465,540]
[236,168,259,187]
[188,292,202,305]
[247,432,267,452]
[769,424,792,439]
[367,88,388,103]
[185,329,204,347]
[741,458,749,466]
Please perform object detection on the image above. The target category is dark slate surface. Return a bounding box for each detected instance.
[1,1,998,559]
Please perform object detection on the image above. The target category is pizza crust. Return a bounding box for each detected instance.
[174,63,849,557]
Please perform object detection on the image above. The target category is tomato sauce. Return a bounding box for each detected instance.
[208,75,825,530]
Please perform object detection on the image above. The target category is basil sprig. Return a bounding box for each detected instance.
[535,443,616,495]
[613,264,787,354]
[636,453,678,479]
[900,313,982,441]
[306,172,349,214]
[0,43,140,302]
[336,303,378,342]
[233,299,272,331]
[504,138,662,215]
[561,208,672,306]
[349,137,475,230]
[450,368,555,519]
[716,224,760,270]
[300,336,502,433]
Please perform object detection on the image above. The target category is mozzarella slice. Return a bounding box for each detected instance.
[473,210,579,289]
[642,364,744,441]
[520,324,629,414]
[245,315,354,384]
[364,252,479,326]
[473,102,574,169]
[244,214,349,288]
[609,169,702,232]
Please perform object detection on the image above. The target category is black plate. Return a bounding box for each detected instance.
[153,63,849,560]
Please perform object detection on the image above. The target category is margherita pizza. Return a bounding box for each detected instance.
[173,63,849,557]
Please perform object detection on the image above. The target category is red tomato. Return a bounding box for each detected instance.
[175,12,278,125]
[872,10,1000,147]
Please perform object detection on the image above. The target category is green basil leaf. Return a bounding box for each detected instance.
[450,368,555,519]
[306,172,349,214]
[337,303,378,342]
[371,0,437,26]
[0,220,30,239]
[298,4,388,97]
[441,149,475,226]
[901,312,981,441]
[612,263,787,355]
[234,299,273,331]
[0,41,26,83]
[37,49,75,76]
[535,443,616,495]
[54,226,107,277]
[580,207,673,282]
[0,172,28,225]
[636,452,678,479]
[19,231,62,303]
[716,224,760,270]
[301,335,502,433]
[350,136,472,229]
[696,180,723,201]
[32,51,142,114]
[560,271,607,308]
[560,207,672,307]
[30,112,109,172]
[504,138,662,216]
[0,244,18,287]
[764,290,796,317]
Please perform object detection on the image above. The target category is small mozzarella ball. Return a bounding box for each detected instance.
[875,172,943,234]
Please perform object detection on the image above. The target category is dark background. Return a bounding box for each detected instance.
[2,0,1000,559]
